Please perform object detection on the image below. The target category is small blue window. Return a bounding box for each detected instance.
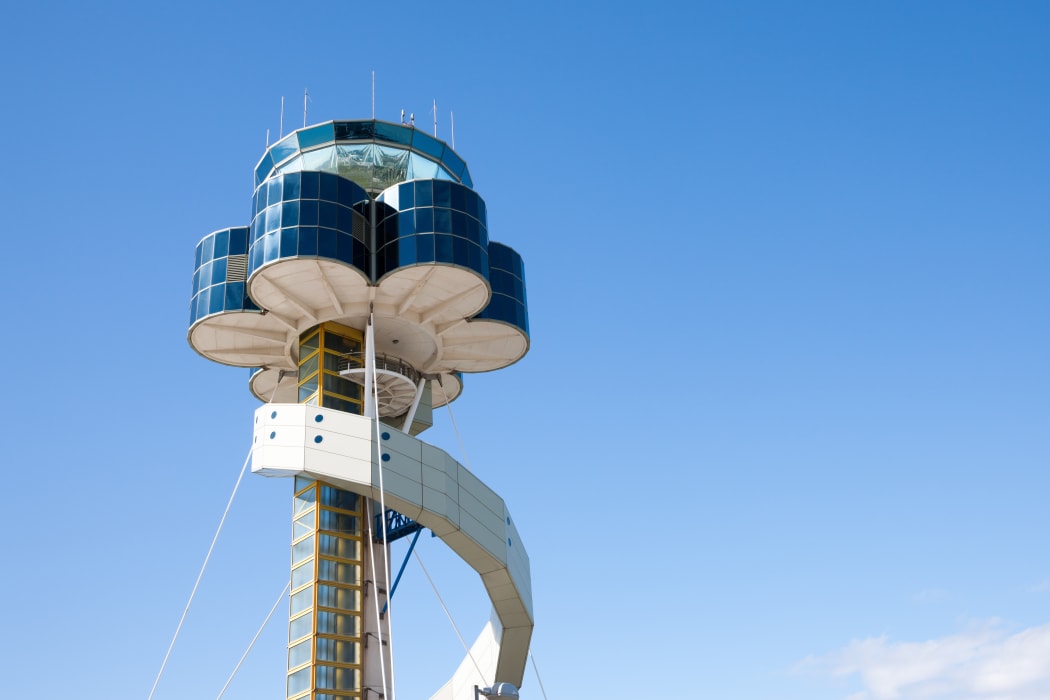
[301,171,320,199]
[224,282,244,310]
[299,200,318,226]
[416,234,435,263]
[453,237,469,267]
[398,211,414,236]
[399,182,414,208]
[434,208,451,233]
[415,207,433,233]
[283,172,301,200]
[213,228,230,258]
[280,227,298,257]
[435,234,453,262]
[318,228,338,258]
[282,200,300,226]
[319,202,338,228]
[319,173,338,202]
[202,234,215,262]
[267,178,283,207]
[415,180,433,207]
[451,184,466,212]
[298,227,319,256]
[228,228,249,255]
[398,237,417,266]
[434,180,451,207]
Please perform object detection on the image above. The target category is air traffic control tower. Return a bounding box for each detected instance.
[188,119,532,700]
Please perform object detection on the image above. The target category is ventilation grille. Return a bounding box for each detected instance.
[226,254,248,282]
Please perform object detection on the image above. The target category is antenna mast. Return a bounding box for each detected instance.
[303,88,309,127]
[279,96,285,139]
[371,71,375,119]
[433,98,438,137]
[450,111,455,149]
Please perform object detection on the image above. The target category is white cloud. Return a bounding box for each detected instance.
[799,621,1050,700]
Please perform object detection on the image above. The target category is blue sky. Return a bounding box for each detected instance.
[1,2,1047,699]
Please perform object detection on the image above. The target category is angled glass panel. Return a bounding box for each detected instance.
[375,121,413,146]
[334,121,375,141]
[271,133,300,165]
[255,151,274,185]
[413,132,444,160]
[303,147,338,174]
[442,149,466,180]
[408,154,438,180]
[299,123,335,149]
[277,155,303,175]
[374,146,409,188]
[335,144,373,186]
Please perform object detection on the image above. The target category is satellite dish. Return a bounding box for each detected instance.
[479,683,520,699]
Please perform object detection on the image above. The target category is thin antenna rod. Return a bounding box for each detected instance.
[265,128,270,148]
[303,88,309,128]
[432,98,438,137]
[450,111,455,149]
[371,71,375,119]
[279,96,285,139]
